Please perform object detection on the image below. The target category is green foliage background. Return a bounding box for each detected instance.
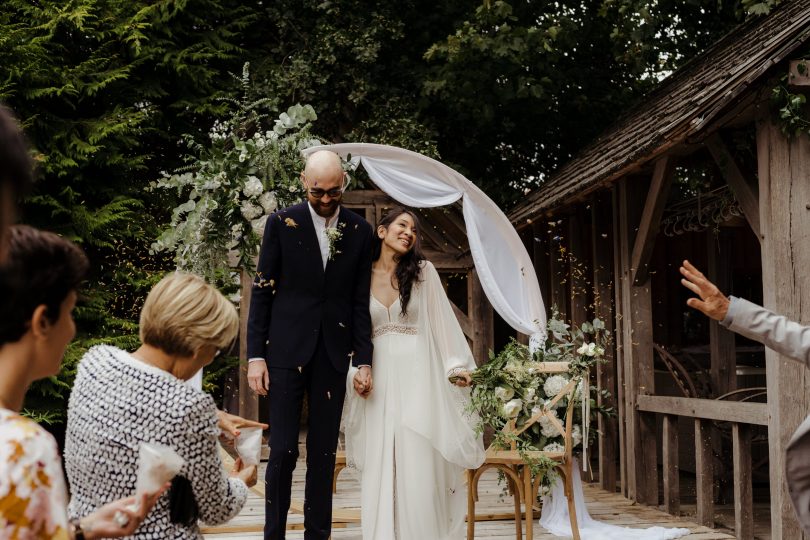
[0,0,771,422]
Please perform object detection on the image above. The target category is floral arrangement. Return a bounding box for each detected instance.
[466,313,612,477]
[150,64,323,280]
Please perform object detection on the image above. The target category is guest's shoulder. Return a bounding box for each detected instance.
[0,409,60,463]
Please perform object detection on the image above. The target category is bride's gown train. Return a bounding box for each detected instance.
[343,261,484,540]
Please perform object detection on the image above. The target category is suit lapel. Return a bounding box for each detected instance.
[324,207,348,274]
[298,203,326,280]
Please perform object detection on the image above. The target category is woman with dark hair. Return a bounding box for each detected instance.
[0,225,161,539]
[344,207,484,539]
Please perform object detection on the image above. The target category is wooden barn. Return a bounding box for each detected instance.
[509,0,810,537]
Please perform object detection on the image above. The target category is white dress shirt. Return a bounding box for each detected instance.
[308,203,340,270]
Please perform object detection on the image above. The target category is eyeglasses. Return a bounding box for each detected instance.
[301,173,347,199]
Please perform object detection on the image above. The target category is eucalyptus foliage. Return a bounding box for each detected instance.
[151,69,321,280]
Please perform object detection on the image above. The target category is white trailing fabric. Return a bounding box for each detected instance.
[540,460,691,539]
[302,143,547,345]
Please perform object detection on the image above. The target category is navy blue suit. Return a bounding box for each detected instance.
[247,202,373,539]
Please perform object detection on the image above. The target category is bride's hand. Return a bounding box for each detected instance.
[353,366,373,398]
[450,371,472,387]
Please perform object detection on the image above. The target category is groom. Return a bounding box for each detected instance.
[247,150,374,540]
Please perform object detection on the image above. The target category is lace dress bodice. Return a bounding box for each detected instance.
[370,292,420,339]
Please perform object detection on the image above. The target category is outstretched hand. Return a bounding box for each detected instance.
[679,259,730,321]
[216,410,268,440]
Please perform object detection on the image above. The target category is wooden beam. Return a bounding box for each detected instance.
[662,414,680,515]
[733,423,754,539]
[706,133,761,240]
[531,221,551,321]
[548,217,569,319]
[568,206,589,328]
[421,250,472,270]
[617,177,658,505]
[238,269,259,421]
[707,230,737,397]
[468,269,494,366]
[636,395,769,425]
[757,114,810,539]
[630,157,676,285]
[591,191,618,493]
[695,419,715,527]
[451,302,474,339]
[611,185,628,497]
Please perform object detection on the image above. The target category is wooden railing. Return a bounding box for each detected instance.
[636,395,768,539]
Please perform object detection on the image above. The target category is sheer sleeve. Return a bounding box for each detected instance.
[422,261,477,375]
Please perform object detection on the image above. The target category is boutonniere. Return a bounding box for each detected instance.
[325,222,346,260]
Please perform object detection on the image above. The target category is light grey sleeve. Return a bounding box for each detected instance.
[721,296,810,367]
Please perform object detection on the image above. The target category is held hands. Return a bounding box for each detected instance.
[353,366,373,398]
[247,360,270,396]
[82,485,169,539]
[679,259,730,321]
[230,457,258,487]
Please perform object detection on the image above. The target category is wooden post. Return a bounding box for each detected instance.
[733,423,754,539]
[611,185,628,497]
[617,177,658,505]
[662,414,680,515]
[695,418,715,527]
[707,230,736,397]
[532,221,551,321]
[568,207,588,328]
[548,216,569,320]
[592,191,618,492]
[238,269,259,421]
[469,269,495,366]
[757,114,810,539]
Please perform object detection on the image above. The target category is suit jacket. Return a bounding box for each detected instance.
[722,296,810,533]
[246,202,373,373]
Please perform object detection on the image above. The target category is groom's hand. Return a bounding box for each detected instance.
[247,360,270,396]
[353,366,373,399]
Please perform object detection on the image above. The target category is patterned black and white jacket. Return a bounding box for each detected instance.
[64,345,248,539]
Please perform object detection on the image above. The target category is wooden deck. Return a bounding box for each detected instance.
[202,453,742,539]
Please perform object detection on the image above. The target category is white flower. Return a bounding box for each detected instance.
[256,138,266,149]
[543,375,570,399]
[543,442,565,453]
[258,191,278,214]
[251,215,269,234]
[494,386,515,402]
[238,152,247,163]
[525,388,536,402]
[240,201,262,220]
[243,176,263,198]
[577,342,597,357]
[324,226,343,260]
[571,424,583,448]
[502,399,523,419]
[538,408,561,438]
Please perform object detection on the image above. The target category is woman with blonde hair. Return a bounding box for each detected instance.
[65,272,257,538]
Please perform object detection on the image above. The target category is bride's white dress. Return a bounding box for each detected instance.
[343,261,485,540]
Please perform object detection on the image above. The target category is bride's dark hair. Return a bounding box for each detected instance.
[372,207,426,315]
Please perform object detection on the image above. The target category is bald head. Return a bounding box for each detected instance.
[304,150,343,182]
[301,151,346,218]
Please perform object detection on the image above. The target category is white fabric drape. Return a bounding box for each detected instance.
[540,462,690,539]
[302,143,547,347]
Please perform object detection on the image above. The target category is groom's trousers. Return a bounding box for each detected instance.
[264,334,347,540]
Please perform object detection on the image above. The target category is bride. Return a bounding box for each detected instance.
[343,206,485,539]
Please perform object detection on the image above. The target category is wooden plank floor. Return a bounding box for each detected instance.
[202,456,740,539]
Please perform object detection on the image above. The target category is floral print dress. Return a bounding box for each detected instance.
[0,408,69,540]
